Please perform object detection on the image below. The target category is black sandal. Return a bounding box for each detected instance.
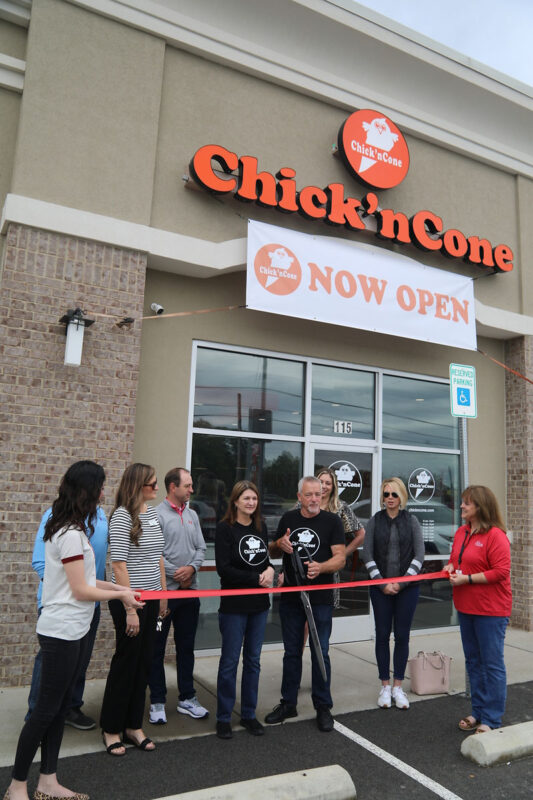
[123,733,155,751]
[102,731,126,756]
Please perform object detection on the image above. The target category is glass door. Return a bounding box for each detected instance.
[311,445,376,641]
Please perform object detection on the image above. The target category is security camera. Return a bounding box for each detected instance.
[150,303,165,315]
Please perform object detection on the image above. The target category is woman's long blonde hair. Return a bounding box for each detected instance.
[316,468,341,513]
[112,463,155,546]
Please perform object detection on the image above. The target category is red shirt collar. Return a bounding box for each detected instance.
[167,498,186,514]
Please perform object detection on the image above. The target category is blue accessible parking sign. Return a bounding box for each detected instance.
[450,364,477,418]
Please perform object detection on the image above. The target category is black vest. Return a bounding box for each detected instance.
[373,509,415,577]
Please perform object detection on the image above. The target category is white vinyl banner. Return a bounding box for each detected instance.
[246,220,477,350]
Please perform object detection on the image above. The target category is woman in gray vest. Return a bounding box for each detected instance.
[363,477,424,710]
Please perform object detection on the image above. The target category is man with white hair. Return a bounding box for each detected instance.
[265,476,345,732]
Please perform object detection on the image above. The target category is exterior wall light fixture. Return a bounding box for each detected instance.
[59,307,95,366]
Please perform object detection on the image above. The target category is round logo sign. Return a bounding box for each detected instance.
[408,468,436,504]
[254,243,302,295]
[289,527,320,558]
[329,460,362,504]
[338,109,410,189]
[238,534,268,566]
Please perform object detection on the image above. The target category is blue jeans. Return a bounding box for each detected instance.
[26,604,100,720]
[217,609,268,722]
[279,600,333,709]
[369,584,419,681]
[458,611,509,728]
[149,597,200,703]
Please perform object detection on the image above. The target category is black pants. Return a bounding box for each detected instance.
[100,599,159,734]
[13,631,90,781]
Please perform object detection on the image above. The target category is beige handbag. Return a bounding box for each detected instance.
[408,650,452,695]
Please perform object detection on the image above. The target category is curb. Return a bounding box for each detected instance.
[153,765,356,799]
[461,721,533,766]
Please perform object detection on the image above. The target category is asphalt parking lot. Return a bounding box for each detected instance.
[2,681,532,800]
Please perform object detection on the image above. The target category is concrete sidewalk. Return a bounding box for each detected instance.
[1,627,532,768]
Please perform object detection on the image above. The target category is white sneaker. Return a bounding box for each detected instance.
[149,703,167,724]
[377,685,392,708]
[392,686,410,709]
[177,696,209,719]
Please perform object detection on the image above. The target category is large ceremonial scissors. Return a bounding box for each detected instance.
[290,544,327,682]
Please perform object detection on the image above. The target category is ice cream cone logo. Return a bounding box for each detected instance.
[408,468,436,504]
[254,243,302,295]
[338,109,410,189]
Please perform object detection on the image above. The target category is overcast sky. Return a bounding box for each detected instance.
[354,0,533,87]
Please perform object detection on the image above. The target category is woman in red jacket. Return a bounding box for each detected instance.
[444,485,512,734]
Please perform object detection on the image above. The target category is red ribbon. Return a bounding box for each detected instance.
[138,570,449,600]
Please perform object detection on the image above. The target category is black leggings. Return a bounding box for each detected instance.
[13,631,89,781]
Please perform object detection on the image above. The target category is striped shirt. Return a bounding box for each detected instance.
[109,506,164,591]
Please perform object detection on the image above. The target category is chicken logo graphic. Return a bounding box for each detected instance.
[254,243,302,295]
[329,460,362,504]
[289,527,320,557]
[239,535,268,565]
[360,118,398,174]
[408,468,436,504]
[338,109,410,189]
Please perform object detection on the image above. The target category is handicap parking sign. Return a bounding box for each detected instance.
[457,388,470,406]
[450,364,477,418]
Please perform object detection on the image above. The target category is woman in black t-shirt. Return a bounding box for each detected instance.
[215,481,274,739]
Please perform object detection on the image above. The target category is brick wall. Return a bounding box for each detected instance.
[505,336,533,630]
[0,223,146,686]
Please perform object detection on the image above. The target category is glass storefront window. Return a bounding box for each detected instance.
[311,364,374,439]
[412,579,456,630]
[382,375,459,449]
[190,433,303,557]
[190,343,464,643]
[194,348,304,436]
[382,449,461,555]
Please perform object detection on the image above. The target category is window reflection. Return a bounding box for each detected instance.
[191,434,303,554]
[311,365,374,439]
[382,450,461,555]
[382,376,459,449]
[194,348,304,435]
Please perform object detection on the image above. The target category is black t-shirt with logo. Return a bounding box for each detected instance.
[276,509,345,606]
[215,520,272,614]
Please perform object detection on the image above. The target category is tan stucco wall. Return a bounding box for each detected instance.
[149,47,521,313]
[0,18,26,59]
[5,6,524,314]
[134,268,507,516]
[0,89,21,212]
[10,0,165,223]
[517,176,533,314]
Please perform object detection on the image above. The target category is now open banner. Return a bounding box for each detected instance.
[246,220,476,350]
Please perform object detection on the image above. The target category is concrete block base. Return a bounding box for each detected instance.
[461,721,533,766]
[155,765,356,800]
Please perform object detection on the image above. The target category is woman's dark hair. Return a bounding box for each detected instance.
[462,485,506,533]
[112,463,155,546]
[44,460,105,541]
[222,480,262,530]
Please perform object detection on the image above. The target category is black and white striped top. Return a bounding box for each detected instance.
[109,506,164,591]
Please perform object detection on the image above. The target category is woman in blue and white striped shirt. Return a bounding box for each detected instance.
[100,464,167,756]
[362,477,424,711]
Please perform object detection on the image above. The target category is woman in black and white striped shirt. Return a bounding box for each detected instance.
[100,464,167,756]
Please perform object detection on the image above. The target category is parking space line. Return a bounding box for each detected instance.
[334,721,464,800]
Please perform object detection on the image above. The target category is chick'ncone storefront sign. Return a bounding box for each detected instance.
[246,220,476,350]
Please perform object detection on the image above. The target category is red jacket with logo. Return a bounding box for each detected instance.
[448,524,512,616]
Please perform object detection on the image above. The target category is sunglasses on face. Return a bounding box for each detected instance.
[144,479,158,489]
[383,491,399,498]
